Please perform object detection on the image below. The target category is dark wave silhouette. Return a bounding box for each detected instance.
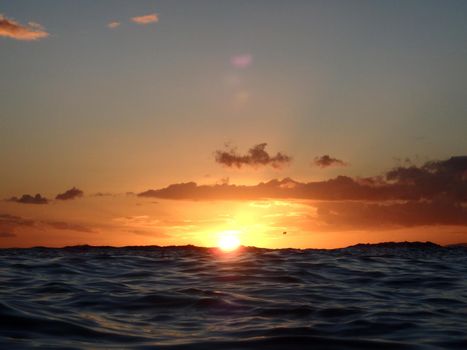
[0,242,466,349]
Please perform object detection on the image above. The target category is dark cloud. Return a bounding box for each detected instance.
[139,155,467,229]
[215,143,291,169]
[8,194,48,205]
[315,198,467,230]
[385,156,467,201]
[56,187,84,201]
[0,14,49,41]
[313,155,348,168]
[0,232,16,238]
[138,176,393,201]
[140,156,466,203]
[139,181,277,200]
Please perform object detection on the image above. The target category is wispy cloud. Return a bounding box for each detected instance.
[107,21,121,29]
[313,155,348,168]
[45,220,96,233]
[56,187,83,201]
[0,231,16,238]
[0,214,35,227]
[215,143,291,169]
[0,14,49,41]
[131,13,159,25]
[0,213,96,234]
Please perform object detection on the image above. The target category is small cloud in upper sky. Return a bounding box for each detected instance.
[313,155,348,168]
[215,143,291,169]
[131,13,159,25]
[56,187,84,201]
[8,194,48,205]
[0,14,49,41]
[107,21,121,29]
[230,54,253,69]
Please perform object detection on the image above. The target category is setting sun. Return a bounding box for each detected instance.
[2,1,467,349]
[218,231,241,252]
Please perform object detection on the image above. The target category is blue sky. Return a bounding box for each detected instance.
[1,0,467,195]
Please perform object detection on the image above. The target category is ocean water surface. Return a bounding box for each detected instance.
[1,243,467,349]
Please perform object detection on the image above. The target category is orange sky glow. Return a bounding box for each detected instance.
[1,2,466,248]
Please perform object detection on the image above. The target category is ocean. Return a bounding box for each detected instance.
[1,243,466,349]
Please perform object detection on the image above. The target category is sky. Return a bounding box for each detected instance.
[1,0,466,248]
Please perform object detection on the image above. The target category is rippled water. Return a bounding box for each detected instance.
[1,244,467,349]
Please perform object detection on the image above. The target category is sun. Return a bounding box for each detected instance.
[218,231,241,252]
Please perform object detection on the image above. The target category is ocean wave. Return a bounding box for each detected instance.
[0,243,466,349]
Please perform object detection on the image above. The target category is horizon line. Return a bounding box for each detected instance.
[1,241,465,251]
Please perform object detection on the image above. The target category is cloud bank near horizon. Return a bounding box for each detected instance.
[2,156,466,240]
[139,156,467,228]
[141,156,467,202]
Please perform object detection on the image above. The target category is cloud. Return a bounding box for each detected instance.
[0,214,35,228]
[8,194,48,205]
[128,229,171,238]
[314,198,467,229]
[140,156,467,202]
[0,213,96,234]
[0,231,16,238]
[0,213,35,237]
[0,14,49,41]
[138,177,376,201]
[7,187,84,203]
[108,21,121,29]
[215,143,291,169]
[56,187,84,201]
[313,155,348,168]
[91,192,115,197]
[231,54,253,68]
[385,156,467,201]
[131,13,159,25]
[139,156,467,230]
[45,220,96,233]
